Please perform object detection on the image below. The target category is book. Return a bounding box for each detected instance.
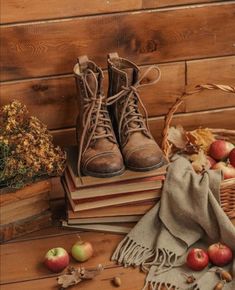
[67,215,141,225]
[62,220,134,234]
[67,200,156,219]
[66,146,167,188]
[63,178,161,211]
[64,168,163,200]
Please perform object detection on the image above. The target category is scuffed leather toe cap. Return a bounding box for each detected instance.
[83,152,125,177]
[125,145,165,171]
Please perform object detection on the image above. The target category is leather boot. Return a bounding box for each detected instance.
[107,52,167,171]
[74,56,124,177]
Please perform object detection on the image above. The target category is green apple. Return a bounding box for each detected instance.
[71,241,93,262]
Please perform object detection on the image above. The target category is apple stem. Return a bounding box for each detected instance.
[196,251,202,259]
[76,234,82,243]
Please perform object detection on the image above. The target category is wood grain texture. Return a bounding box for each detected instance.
[186,56,235,111]
[1,0,142,24]
[49,177,65,199]
[8,224,79,242]
[0,211,52,243]
[2,57,234,131]
[1,0,220,24]
[52,127,76,147]
[0,232,122,284]
[1,267,146,290]
[51,107,235,147]
[1,2,235,81]
[0,193,50,225]
[0,76,78,129]
[0,179,51,206]
[0,62,185,129]
[142,0,221,8]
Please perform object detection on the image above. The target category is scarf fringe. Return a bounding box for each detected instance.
[142,281,179,290]
[111,236,155,267]
[111,236,178,272]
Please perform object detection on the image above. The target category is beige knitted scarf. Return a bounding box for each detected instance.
[112,155,235,290]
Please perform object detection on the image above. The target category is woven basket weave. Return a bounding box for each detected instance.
[161,84,235,220]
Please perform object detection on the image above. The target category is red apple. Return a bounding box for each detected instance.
[71,240,93,262]
[208,243,233,266]
[206,156,217,169]
[44,247,69,273]
[229,148,235,167]
[212,162,235,179]
[209,140,234,161]
[186,248,209,271]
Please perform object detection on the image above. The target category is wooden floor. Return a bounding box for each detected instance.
[0,225,147,290]
[1,218,235,290]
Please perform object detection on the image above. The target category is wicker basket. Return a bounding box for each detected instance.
[161,84,235,220]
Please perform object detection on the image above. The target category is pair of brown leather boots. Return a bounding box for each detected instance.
[74,53,166,178]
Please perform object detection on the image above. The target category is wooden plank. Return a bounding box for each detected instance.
[1,0,142,24]
[0,62,185,129]
[1,57,234,131]
[152,107,235,141]
[186,56,235,111]
[1,0,220,24]
[49,177,65,199]
[1,267,146,290]
[8,225,79,242]
[0,232,122,283]
[0,76,78,130]
[2,227,234,290]
[0,211,52,243]
[1,2,235,81]
[142,0,220,8]
[0,179,51,207]
[52,127,76,147]
[0,193,49,225]
[50,107,235,147]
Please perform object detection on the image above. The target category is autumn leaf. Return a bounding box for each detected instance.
[57,265,103,289]
[189,150,208,173]
[186,128,215,153]
[167,125,188,149]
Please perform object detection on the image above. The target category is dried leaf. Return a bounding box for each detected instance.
[186,128,215,153]
[57,264,103,289]
[189,150,208,173]
[167,125,188,149]
[57,274,81,288]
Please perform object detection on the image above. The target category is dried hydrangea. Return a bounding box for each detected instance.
[0,100,66,189]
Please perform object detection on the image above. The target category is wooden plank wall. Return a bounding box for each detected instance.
[1,0,235,149]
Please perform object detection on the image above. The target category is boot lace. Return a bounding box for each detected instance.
[77,69,116,176]
[107,65,161,147]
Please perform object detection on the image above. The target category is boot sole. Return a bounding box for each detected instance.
[82,166,125,178]
[126,158,167,172]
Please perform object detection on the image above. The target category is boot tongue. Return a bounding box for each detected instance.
[122,68,140,129]
[85,72,107,135]
[125,68,134,86]
[85,72,100,95]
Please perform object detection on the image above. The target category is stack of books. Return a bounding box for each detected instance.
[0,180,52,242]
[62,147,166,234]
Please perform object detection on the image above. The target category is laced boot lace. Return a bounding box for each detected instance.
[107,65,161,147]
[77,69,116,176]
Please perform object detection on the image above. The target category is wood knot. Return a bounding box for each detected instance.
[32,84,48,92]
[140,40,158,53]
